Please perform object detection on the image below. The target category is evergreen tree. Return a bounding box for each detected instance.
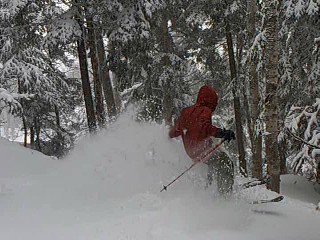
[0,0,77,155]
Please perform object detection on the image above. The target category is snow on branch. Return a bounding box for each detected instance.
[285,98,320,181]
[120,83,143,97]
[285,0,319,18]
[44,7,82,47]
[286,128,320,150]
[0,88,24,114]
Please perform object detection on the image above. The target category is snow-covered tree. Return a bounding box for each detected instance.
[276,0,320,182]
[0,0,74,153]
[286,98,320,183]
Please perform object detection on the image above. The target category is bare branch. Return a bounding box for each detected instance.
[286,128,320,150]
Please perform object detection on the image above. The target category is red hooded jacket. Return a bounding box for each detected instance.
[169,85,219,161]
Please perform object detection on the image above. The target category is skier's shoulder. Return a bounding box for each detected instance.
[181,105,211,116]
[197,105,212,117]
[180,105,193,115]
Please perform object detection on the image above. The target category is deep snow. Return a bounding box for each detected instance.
[0,111,319,240]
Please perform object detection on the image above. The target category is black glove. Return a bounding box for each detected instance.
[216,128,236,142]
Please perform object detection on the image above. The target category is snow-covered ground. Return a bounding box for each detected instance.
[0,111,319,240]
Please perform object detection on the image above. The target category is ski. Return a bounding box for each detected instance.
[250,196,284,204]
[239,176,271,189]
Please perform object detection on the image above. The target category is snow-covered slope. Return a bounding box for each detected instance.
[281,174,320,205]
[0,112,319,240]
[0,138,57,178]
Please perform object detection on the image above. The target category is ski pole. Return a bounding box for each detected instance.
[160,139,226,192]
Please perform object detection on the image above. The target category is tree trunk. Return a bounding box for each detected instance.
[17,79,27,147]
[247,0,263,179]
[162,16,174,126]
[22,118,27,147]
[317,163,320,184]
[111,72,122,112]
[54,104,63,154]
[237,33,254,152]
[265,0,281,193]
[76,5,97,132]
[253,133,263,178]
[54,105,60,128]
[96,30,117,118]
[86,14,105,127]
[34,118,41,151]
[163,80,174,125]
[279,137,287,174]
[30,127,35,147]
[225,21,247,176]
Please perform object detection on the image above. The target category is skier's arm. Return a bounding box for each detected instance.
[199,108,235,141]
[169,112,185,138]
[199,108,219,137]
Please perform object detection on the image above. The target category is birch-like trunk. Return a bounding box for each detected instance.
[237,33,253,154]
[265,0,281,193]
[247,0,263,179]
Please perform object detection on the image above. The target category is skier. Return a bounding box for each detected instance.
[169,85,235,195]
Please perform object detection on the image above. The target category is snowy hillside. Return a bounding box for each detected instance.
[0,112,319,240]
[0,138,58,178]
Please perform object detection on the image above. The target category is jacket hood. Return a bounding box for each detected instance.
[196,85,218,111]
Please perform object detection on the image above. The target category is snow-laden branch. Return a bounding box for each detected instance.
[286,128,320,150]
[285,98,320,181]
[0,88,22,114]
[120,83,143,97]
